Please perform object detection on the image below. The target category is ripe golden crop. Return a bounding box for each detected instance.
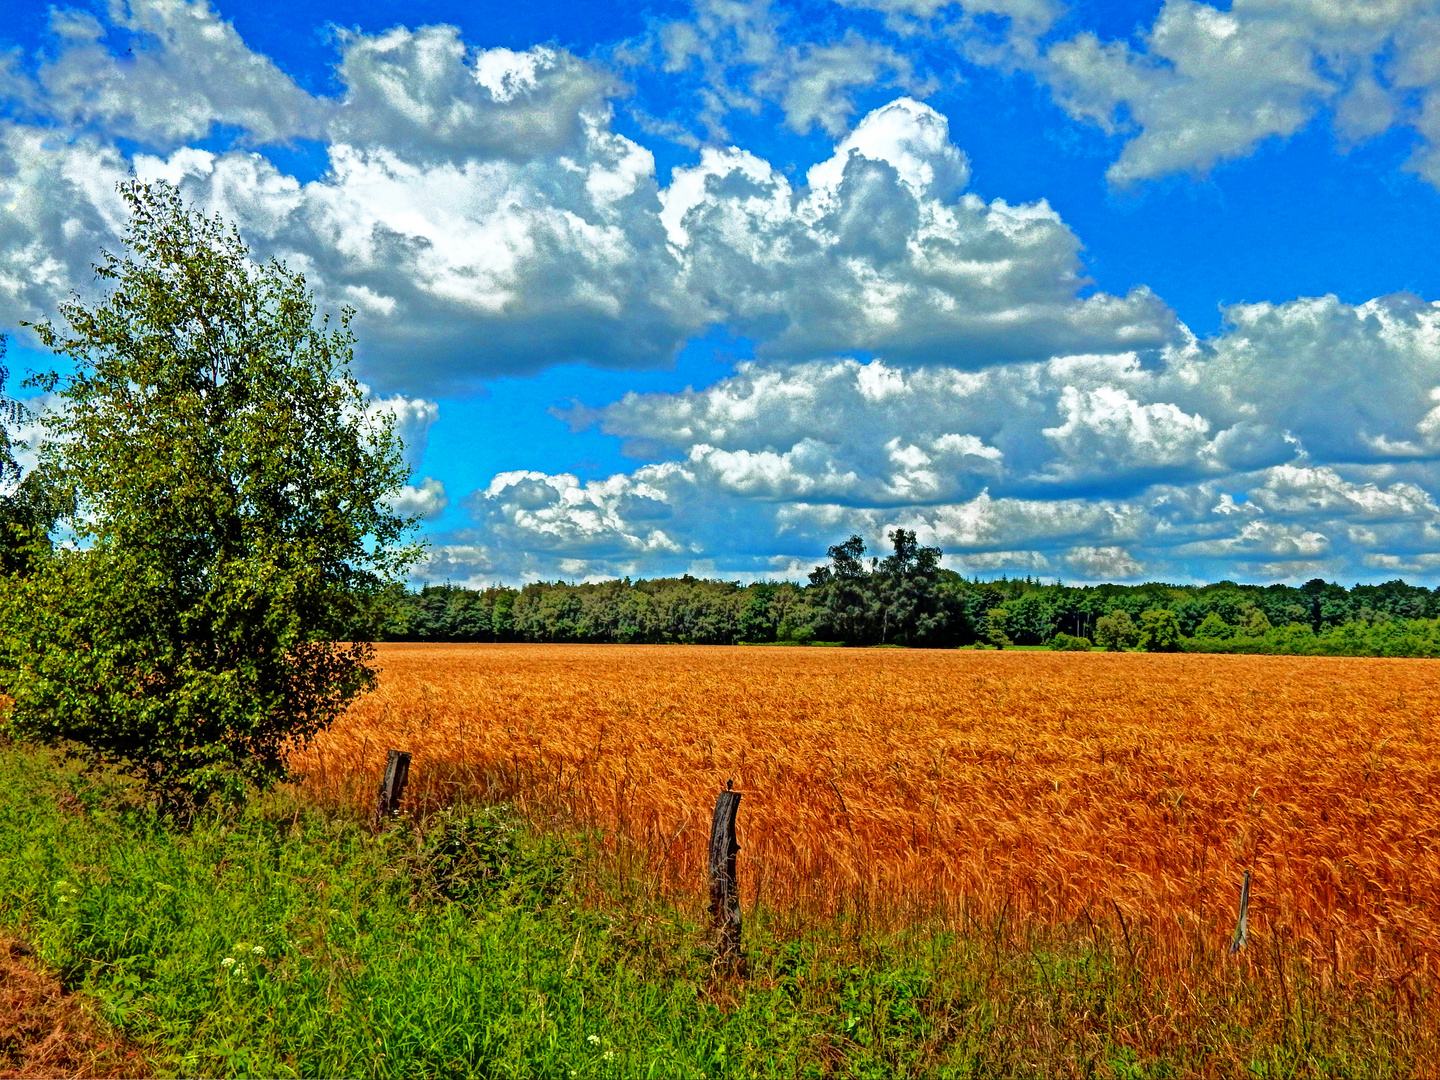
[296,643,1440,985]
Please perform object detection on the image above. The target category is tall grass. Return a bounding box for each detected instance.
[2,742,1436,1078]
[297,645,1440,994]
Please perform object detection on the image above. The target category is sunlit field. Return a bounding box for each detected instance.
[298,643,1440,993]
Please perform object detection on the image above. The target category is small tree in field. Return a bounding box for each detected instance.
[0,181,418,809]
[981,607,1012,649]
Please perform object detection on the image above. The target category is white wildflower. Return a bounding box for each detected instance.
[221,957,236,968]
[586,1034,601,1045]
[604,1050,615,1061]
[250,946,266,956]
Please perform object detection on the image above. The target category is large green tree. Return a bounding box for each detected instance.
[808,534,879,643]
[875,529,949,646]
[0,181,418,808]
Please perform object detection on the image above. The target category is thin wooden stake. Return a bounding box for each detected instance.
[370,749,412,832]
[1229,869,1251,954]
[1111,899,1137,969]
[707,781,743,967]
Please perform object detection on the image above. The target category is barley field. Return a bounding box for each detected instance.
[297,643,1440,990]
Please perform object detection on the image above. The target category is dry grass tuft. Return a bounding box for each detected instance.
[0,939,146,1080]
[296,644,1440,994]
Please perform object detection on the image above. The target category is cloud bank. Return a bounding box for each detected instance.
[433,290,1440,584]
[4,2,1440,587]
[0,8,1166,391]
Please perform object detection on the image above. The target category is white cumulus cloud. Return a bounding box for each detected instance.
[20,0,326,146]
[633,0,934,141]
[477,288,1440,582]
[659,97,1178,364]
[1065,545,1144,581]
[390,477,449,521]
[363,388,440,467]
[1035,0,1440,188]
[0,60,1179,392]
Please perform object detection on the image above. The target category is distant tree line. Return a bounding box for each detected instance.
[371,531,1440,657]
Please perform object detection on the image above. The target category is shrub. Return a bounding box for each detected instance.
[1238,607,1273,637]
[1193,612,1232,639]
[386,806,572,906]
[1268,622,1319,654]
[982,608,1013,649]
[1093,611,1139,652]
[1048,632,1093,651]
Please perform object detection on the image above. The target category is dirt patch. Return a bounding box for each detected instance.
[0,938,148,1079]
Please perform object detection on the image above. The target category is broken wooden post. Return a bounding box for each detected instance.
[1229,869,1251,954]
[370,749,412,831]
[708,780,743,966]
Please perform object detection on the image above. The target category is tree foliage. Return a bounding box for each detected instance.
[0,182,417,808]
[1193,612,1232,639]
[1138,608,1183,652]
[1094,611,1139,652]
[981,608,1012,649]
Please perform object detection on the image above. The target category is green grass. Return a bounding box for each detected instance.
[0,743,1433,1078]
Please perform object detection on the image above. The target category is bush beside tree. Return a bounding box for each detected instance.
[980,608,1013,649]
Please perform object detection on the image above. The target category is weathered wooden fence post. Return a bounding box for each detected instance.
[708,781,743,966]
[370,749,412,832]
[1229,869,1251,954]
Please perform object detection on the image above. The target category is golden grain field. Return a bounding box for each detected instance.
[296,643,1440,987]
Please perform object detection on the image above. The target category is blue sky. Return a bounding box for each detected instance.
[4,0,1440,586]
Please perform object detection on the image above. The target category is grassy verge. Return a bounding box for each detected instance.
[0,743,1433,1078]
